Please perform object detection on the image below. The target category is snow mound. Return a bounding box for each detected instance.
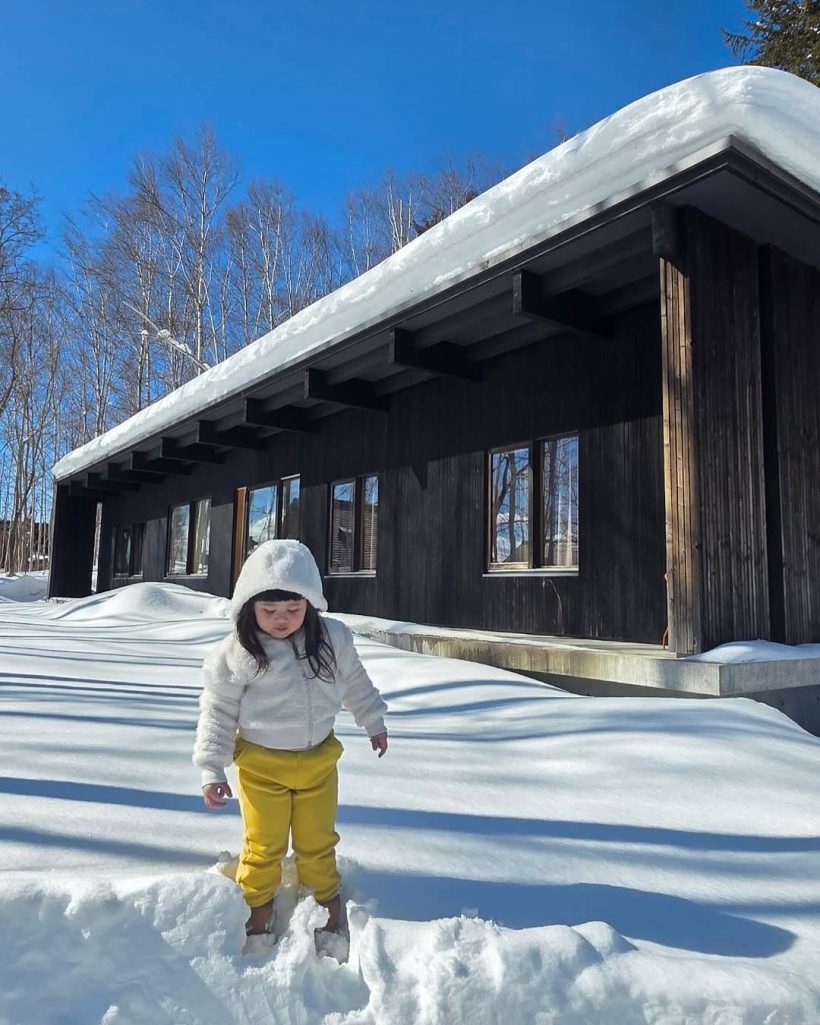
[2,870,816,1025]
[40,582,231,624]
[690,640,820,663]
[0,572,49,603]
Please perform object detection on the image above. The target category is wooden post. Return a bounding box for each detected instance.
[657,207,769,654]
[47,483,98,597]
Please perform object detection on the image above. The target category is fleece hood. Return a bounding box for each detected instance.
[230,540,327,621]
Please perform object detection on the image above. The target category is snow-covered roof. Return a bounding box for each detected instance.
[53,66,820,481]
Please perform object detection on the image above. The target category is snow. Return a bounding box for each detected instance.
[689,640,820,663]
[1,583,820,1023]
[0,571,49,603]
[53,66,820,482]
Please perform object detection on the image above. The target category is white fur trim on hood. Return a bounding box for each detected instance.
[230,540,327,621]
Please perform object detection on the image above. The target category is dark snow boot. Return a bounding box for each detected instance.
[314,894,349,962]
[242,899,275,955]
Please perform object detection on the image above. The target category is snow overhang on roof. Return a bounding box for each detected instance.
[53,66,820,482]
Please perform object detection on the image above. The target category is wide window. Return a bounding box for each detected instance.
[489,435,578,572]
[167,498,211,576]
[113,523,145,577]
[329,475,379,574]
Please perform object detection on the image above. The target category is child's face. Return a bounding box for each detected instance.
[254,598,308,639]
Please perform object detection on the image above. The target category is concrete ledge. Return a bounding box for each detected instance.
[345,618,820,699]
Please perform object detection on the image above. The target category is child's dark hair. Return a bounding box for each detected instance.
[235,589,337,681]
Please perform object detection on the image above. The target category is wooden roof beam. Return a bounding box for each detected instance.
[107,461,165,484]
[197,420,270,451]
[130,451,193,476]
[69,481,111,499]
[244,400,320,434]
[161,437,224,465]
[303,369,388,412]
[512,270,612,340]
[87,472,137,493]
[388,329,481,382]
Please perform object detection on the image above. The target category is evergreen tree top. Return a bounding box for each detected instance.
[724,1,820,87]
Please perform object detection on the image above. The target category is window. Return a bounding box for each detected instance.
[490,447,531,567]
[489,435,578,572]
[328,475,379,574]
[281,475,300,540]
[246,484,278,555]
[542,436,579,568]
[167,498,211,576]
[113,523,145,577]
[245,475,301,557]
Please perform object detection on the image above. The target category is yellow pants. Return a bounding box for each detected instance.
[233,732,343,908]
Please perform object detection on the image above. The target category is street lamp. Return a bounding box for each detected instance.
[123,301,211,373]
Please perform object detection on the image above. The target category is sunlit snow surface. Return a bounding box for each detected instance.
[1,583,819,1024]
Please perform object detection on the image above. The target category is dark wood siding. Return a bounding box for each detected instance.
[760,247,820,643]
[100,303,666,642]
[660,208,770,653]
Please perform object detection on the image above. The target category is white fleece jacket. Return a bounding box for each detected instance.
[193,616,387,785]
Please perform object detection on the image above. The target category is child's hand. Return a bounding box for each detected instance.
[370,732,388,758]
[202,781,233,808]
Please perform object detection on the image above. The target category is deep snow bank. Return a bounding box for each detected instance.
[3,866,816,1025]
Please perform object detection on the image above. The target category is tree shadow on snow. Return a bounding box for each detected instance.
[337,803,820,853]
[0,776,211,813]
[351,868,796,957]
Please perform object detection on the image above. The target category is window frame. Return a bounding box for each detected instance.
[486,434,579,576]
[166,498,211,578]
[327,473,379,576]
[243,473,301,554]
[113,522,145,579]
[244,480,281,556]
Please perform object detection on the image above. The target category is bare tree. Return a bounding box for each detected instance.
[130,127,239,374]
[0,183,42,416]
[340,157,502,273]
[1,273,61,574]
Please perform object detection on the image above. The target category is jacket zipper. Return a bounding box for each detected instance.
[304,669,314,747]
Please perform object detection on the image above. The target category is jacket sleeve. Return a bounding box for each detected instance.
[193,637,247,786]
[333,622,388,737]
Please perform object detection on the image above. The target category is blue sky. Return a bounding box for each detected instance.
[1,0,748,254]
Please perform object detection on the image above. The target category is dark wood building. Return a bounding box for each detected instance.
[50,70,820,656]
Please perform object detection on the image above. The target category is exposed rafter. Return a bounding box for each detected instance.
[87,472,137,493]
[197,420,270,451]
[303,369,388,412]
[69,481,111,499]
[244,400,320,434]
[107,461,164,484]
[388,329,481,382]
[161,438,225,465]
[512,269,612,340]
[130,451,193,476]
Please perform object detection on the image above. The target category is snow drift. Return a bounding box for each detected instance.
[1,583,819,1023]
